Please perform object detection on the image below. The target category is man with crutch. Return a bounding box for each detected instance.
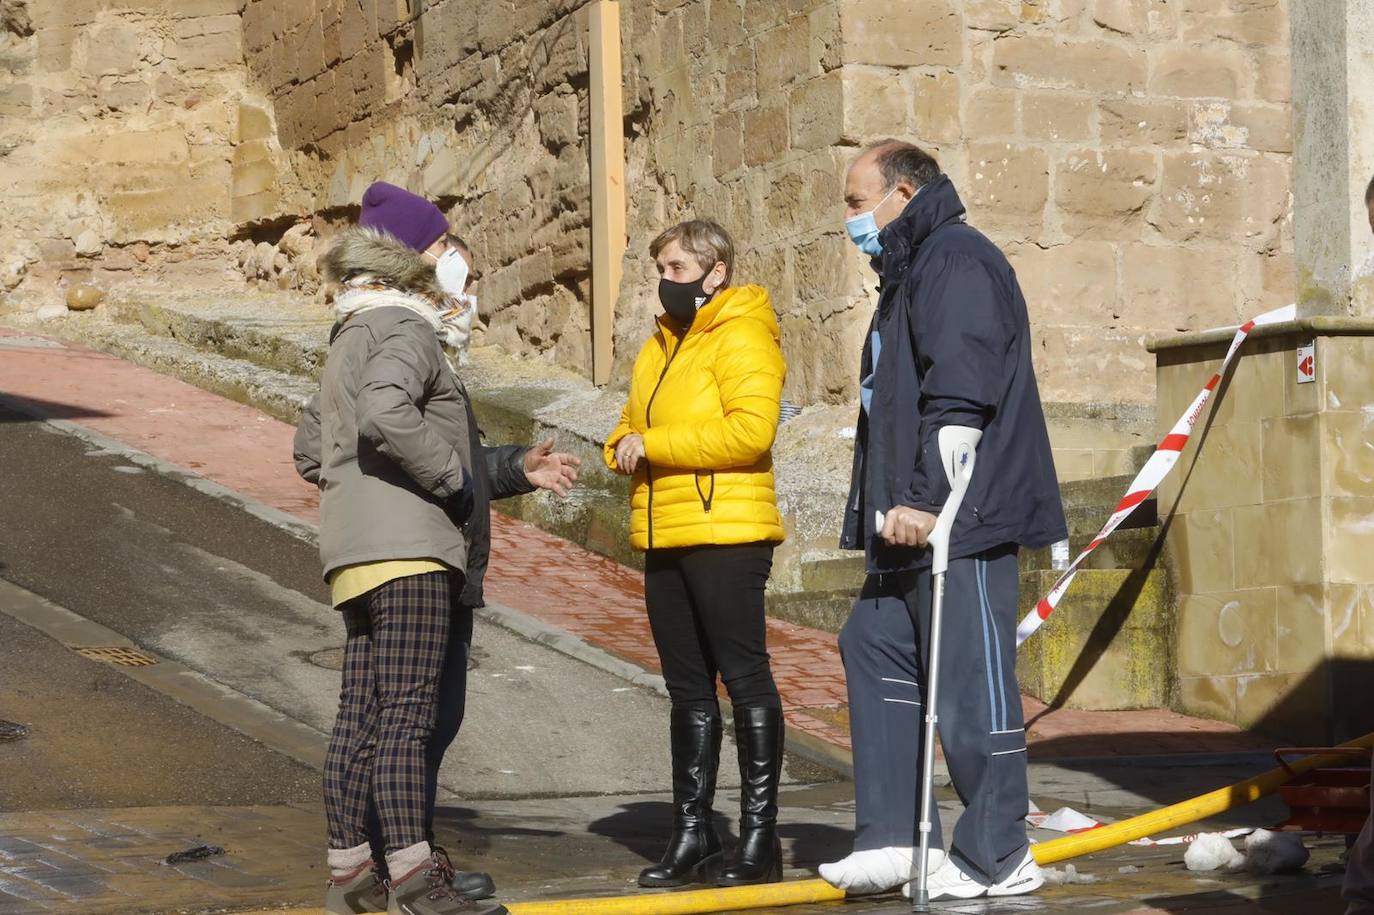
[818,140,1067,902]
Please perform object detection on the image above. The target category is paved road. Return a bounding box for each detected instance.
[0,407,1352,914]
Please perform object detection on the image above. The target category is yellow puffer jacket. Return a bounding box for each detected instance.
[604,284,786,550]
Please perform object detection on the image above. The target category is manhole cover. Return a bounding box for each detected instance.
[0,720,29,741]
[74,646,158,667]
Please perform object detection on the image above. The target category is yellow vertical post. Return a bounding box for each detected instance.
[589,0,625,387]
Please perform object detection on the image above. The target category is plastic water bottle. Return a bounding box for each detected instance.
[1051,539,1071,571]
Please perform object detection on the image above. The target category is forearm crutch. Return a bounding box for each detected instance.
[911,425,982,913]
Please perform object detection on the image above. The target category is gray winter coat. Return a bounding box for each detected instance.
[294,229,475,582]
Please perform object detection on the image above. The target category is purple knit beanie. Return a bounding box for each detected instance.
[359,181,449,253]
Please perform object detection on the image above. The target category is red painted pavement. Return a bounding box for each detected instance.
[0,328,1274,759]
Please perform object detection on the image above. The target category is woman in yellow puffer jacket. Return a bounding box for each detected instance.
[605,220,787,890]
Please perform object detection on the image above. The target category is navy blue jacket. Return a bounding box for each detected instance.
[840,175,1067,573]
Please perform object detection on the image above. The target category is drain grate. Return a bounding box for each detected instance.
[74,646,158,667]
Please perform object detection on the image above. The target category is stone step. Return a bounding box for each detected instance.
[1016,567,1173,711]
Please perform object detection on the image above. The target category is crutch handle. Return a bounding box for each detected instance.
[927,426,981,576]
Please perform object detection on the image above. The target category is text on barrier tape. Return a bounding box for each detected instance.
[1016,304,1298,648]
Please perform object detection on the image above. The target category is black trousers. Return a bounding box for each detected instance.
[644,542,781,713]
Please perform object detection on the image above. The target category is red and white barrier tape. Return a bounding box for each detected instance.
[1016,303,1297,647]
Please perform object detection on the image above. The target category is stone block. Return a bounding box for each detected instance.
[1271,584,1329,674]
[840,0,961,69]
[232,156,278,197]
[725,43,756,107]
[1148,44,1252,99]
[992,35,1146,94]
[964,0,1019,32]
[232,190,282,224]
[910,70,960,144]
[793,233,858,301]
[0,82,33,117]
[1118,242,1240,331]
[809,2,841,72]
[1005,240,1117,324]
[788,70,843,150]
[1176,588,1276,678]
[1037,323,1154,403]
[1178,674,1236,723]
[743,99,789,167]
[1099,98,1188,144]
[1153,151,1288,245]
[1260,414,1321,503]
[1091,0,1178,38]
[1325,412,1374,500]
[1329,583,1374,657]
[1021,92,1095,143]
[171,15,244,70]
[840,65,907,144]
[1330,498,1374,586]
[1168,508,1234,595]
[534,90,579,151]
[755,14,811,94]
[712,109,744,177]
[1232,498,1324,589]
[1180,0,1284,47]
[84,20,141,76]
[236,102,274,143]
[1254,49,1289,104]
[97,128,191,167]
[966,87,1017,139]
[964,142,1050,236]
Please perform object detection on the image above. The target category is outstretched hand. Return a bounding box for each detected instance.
[524,438,581,497]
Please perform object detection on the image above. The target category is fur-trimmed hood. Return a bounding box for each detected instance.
[320,226,444,302]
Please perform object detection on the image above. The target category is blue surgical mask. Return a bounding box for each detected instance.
[845,185,899,257]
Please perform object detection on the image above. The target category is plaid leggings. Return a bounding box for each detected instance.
[324,571,451,853]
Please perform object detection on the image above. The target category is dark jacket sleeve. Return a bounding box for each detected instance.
[356,321,470,499]
[483,444,537,500]
[293,392,322,486]
[900,252,1011,513]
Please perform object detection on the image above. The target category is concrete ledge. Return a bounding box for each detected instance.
[1147,316,1374,353]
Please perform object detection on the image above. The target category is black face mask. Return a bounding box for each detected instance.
[658,276,712,327]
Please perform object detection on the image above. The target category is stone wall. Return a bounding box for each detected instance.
[3,0,1298,410]
[0,0,271,301]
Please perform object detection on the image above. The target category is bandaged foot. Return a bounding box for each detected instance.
[819,846,945,895]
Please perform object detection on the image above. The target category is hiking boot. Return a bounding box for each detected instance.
[387,851,507,915]
[325,860,383,915]
[433,845,497,901]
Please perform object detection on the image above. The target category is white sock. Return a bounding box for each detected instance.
[385,841,432,883]
[327,841,372,880]
[820,846,944,895]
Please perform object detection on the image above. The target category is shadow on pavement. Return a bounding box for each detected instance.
[0,393,114,422]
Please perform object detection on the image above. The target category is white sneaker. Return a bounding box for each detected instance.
[903,855,987,901]
[818,846,945,895]
[988,849,1043,897]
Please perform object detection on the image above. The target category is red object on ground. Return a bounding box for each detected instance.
[0,327,1277,761]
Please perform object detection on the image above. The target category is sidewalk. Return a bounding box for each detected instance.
[0,326,1278,765]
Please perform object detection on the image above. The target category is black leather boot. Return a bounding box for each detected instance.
[638,707,724,887]
[718,706,784,886]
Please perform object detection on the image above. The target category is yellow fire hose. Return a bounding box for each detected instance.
[242,732,1373,915]
[503,731,1374,914]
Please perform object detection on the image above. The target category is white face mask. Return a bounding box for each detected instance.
[427,247,470,299]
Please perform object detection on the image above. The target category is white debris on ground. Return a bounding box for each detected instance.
[1182,829,1311,874]
[1184,832,1246,872]
[1118,865,1140,874]
[1043,864,1100,885]
[1243,829,1310,873]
